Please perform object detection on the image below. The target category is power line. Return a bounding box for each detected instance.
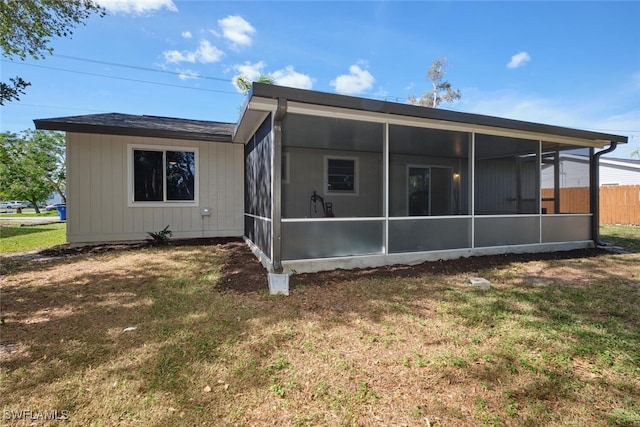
[3,102,108,113]
[4,57,638,136]
[53,53,231,83]
[2,60,241,96]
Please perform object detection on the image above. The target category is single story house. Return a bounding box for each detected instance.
[541,154,640,188]
[35,83,628,273]
[600,157,640,186]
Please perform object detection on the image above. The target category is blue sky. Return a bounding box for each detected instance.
[2,0,639,158]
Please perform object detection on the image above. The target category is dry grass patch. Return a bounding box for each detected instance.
[1,242,639,426]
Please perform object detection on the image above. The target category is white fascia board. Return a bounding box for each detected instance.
[233,97,278,143]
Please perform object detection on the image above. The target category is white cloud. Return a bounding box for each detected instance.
[231,63,313,92]
[181,31,192,39]
[177,69,199,80]
[218,15,255,47]
[231,61,267,92]
[162,39,223,64]
[195,40,224,63]
[234,61,266,80]
[330,64,375,95]
[507,51,531,69]
[97,0,177,14]
[272,66,313,90]
[163,49,194,63]
[458,88,639,157]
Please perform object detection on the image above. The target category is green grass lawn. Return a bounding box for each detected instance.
[0,223,66,253]
[600,224,640,252]
[0,210,59,218]
[1,241,638,426]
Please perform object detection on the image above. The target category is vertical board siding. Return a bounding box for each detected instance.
[474,159,517,214]
[101,139,113,234]
[67,133,243,243]
[89,138,102,233]
[112,136,125,234]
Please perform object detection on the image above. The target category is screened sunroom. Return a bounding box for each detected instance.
[238,84,626,273]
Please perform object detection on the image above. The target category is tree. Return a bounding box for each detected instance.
[234,74,275,94]
[0,130,66,212]
[408,58,461,108]
[0,0,104,105]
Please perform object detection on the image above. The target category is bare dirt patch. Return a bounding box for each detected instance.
[12,237,610,293]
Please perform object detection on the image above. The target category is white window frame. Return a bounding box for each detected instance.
[127,144,199,207]
[324,155,359,196]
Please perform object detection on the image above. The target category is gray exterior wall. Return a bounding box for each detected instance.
[66,132,244,243]
[282,147,383,218]
[475,157,539,214]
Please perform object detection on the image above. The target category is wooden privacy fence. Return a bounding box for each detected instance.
[542,185,640,225]
[599,185,640,225]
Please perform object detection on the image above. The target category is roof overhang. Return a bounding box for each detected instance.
[234,83,628,148]
[233,97,278,143]
[34,113,235,143]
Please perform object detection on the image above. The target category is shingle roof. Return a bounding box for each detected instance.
[34,113,235,142]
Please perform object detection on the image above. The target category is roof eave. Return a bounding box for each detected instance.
[34,117,234,143]
[248,83,628,146]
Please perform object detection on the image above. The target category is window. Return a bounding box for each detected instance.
[129,145,198,205]
[325,156,358,195]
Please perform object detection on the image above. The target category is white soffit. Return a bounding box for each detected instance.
[286,101,609,149]
[234,97,278,143]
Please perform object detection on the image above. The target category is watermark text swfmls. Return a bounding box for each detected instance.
[3,409,70,421]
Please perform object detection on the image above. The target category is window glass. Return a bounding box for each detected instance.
[134,150,163,201]
[327,158,355,192]
[166,151,195,200]
[132,148,196,203]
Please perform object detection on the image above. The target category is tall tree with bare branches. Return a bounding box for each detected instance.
[408,58,461,108]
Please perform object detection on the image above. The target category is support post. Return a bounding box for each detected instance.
[272,98,287,272]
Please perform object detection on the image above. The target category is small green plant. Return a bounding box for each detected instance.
[269,383,286,397]
[147,225,172,245]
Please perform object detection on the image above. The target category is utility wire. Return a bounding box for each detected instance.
[4,57,638,136]
[4,102,109,113]
[53,53,232,83]
[2,60,240,96]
